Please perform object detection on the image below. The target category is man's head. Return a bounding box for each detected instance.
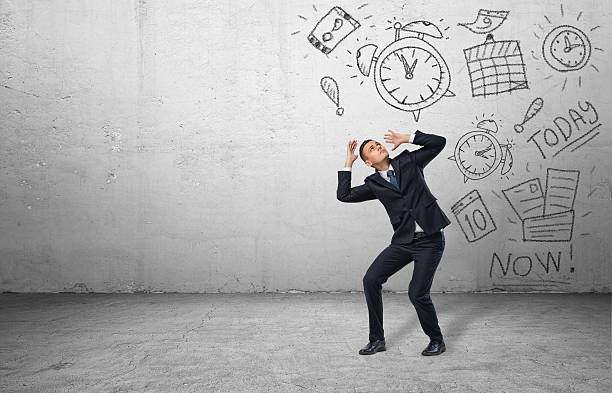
[359,139,389,168]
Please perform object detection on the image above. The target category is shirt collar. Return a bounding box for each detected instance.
[378,167,394,176]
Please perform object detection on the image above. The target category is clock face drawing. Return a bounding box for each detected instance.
[455,131,503,181]
[376,39,450,112]
[449,121,514,183]
[542,25,591,72]
[356,21,455,122]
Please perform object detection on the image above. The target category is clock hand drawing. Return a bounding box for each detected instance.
[564,36,582,52]
[406,58,418,79]
[398,53,419,79]
[475,146,492,157]
[398,53,411,77]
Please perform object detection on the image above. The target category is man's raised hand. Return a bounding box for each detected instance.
[384,129,411,151]
[345,139,358,167]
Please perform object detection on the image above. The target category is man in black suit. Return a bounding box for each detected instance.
[337,129,451,356]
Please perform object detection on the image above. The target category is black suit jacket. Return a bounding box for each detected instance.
[337,130,452,244]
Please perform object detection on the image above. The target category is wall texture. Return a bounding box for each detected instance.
[1,0,610,293]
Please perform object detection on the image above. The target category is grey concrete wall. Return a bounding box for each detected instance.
[1,0,610,293]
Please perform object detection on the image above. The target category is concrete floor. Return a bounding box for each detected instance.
[0,293,609,393]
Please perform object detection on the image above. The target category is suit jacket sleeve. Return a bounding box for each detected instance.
[337,170,376,203]
[404,130,446,169]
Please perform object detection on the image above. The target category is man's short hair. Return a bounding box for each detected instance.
[359,139,373,162]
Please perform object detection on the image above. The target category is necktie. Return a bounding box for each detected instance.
[387,170,399,190]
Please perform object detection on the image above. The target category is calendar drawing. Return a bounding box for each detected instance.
[464,33,529,97]
[451,189,497,243]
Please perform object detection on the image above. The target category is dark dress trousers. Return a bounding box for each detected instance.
[337,130,451,343]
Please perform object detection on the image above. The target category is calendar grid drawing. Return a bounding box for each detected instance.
[464,33,529,97]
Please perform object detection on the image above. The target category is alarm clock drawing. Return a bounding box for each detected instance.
[542,25,591,72]
[448,120,513,182]
[356,21,455,122]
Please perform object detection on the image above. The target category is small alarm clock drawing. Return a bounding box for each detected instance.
[356,21,455,122]
[448,120,513,183]
[542,25,591,72]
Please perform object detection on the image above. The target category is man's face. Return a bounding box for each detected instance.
[363,140,388,167]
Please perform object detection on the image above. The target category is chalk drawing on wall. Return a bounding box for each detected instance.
[451,189,497,243]
[448,119,514,182]
[525,101,601,159]
[542,25,591,72]
[346,37,373,86]
[587,166,612,201]
[307,6,361,55]
[514,97,544,133]
[320,76,344,116]
[463,34,529,98]
[292,4,373,59]
[458,9,509,34]
[488,249,574,287]
[533,5,604,90]
[588,180,612,200]
[356,43,377,77]
[355,20,455,121]
[502,168,580,242]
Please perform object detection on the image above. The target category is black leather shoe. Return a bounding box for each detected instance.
[421,340,446,356]
[359,339,386,355]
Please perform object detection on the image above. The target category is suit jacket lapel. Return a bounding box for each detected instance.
[368,156,402,193]
[390,156,401,189]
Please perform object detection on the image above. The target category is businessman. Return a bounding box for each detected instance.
[337,129,451,356]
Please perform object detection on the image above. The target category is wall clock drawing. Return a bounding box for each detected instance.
[449,120,513,183]
[356,21,455,122]
[542,25,591,72]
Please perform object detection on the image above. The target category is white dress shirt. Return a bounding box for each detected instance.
[342,133,432,232]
